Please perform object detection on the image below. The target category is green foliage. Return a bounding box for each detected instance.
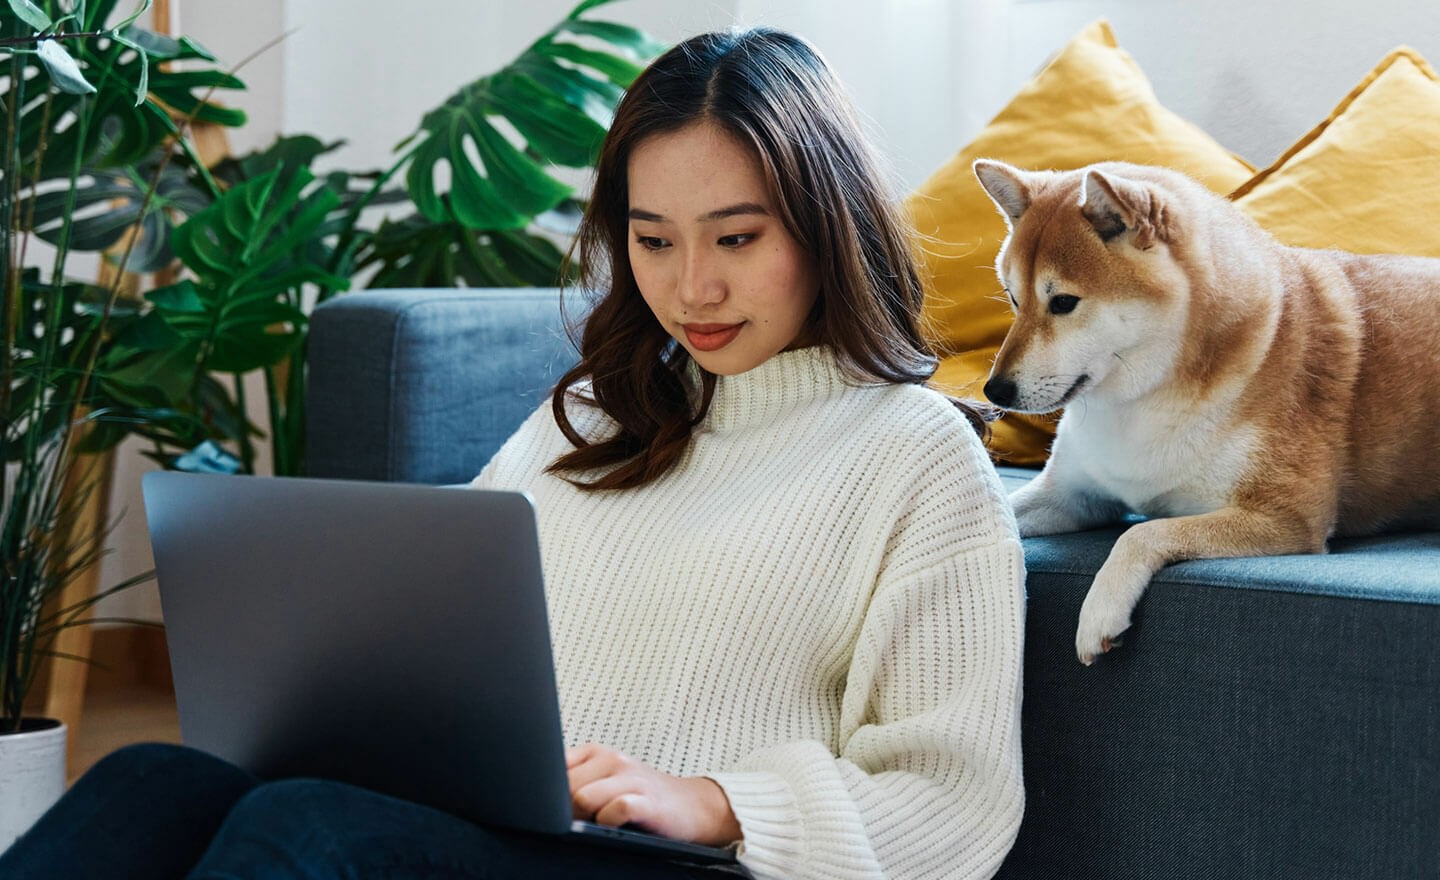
[3,269,107,461]
[122,168,343,373]
[0,0,664,727]
[24,153,212,271]
[357,0,661,290]
[99,167,347,472]
[0,0,244,730]
[9,8,245,180]
[400,1,661,230]
[359,217,569,290]
[126,0,663,477]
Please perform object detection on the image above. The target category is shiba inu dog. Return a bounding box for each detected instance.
[973,158,1440,665]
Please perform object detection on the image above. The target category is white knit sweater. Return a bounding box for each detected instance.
[470,346,1025,880]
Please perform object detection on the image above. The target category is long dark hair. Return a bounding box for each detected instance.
[548,27,986,490]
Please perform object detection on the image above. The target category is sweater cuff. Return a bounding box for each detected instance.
[705,770,804,877]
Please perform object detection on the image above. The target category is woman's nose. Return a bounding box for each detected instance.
[677,248,725,308]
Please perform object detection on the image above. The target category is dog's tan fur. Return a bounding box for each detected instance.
[973,159,1440,663]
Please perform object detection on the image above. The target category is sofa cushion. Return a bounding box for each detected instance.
[999,462,1440,605]
[905,20,1255,467]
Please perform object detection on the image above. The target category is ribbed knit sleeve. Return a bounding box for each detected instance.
[707,538,1025,879]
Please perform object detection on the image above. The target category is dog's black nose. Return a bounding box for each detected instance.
[983,376,1018,408]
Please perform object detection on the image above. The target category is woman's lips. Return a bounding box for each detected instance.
[683,323,744,352]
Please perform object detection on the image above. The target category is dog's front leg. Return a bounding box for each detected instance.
[1075,506,1326,664]
[1010,470,1125,537]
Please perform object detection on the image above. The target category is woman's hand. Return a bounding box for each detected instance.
[566,743,742,847]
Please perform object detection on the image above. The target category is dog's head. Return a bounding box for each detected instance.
[974,159,1199,413]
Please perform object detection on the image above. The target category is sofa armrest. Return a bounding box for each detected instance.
[994,466,1440,879]
[306,288,576,484]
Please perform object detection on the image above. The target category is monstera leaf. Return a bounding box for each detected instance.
[358,213,569,289]
[7,0,245,178]
[22,152,211,271]
[399,0,663,230]
[2,270,109,459]
[211,134,409,281]
[105,167,347,398]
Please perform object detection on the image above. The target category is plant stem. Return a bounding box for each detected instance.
[16,92,53,279]
[1,30,28,514]
[263,364,284,475]
[320,145,418,302]
[30,94,93,541]
[285,336,306,476]
[233,372,254,473]
[0,31,109,48]
[144,103,220,198]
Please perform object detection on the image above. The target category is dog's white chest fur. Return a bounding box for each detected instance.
[1054,396,1258,518]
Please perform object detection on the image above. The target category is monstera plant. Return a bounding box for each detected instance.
[1,0,246,843]
[357,0,664,288]
[107,0,665,479]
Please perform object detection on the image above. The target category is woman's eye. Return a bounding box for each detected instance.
[718,233,755,248]
[1049,294,1081,315]
[636,236,668,251]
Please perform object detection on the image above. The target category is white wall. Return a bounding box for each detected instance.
[93,0,1440,622]
[272,0,1007,194]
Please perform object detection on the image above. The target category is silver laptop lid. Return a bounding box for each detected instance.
[142,471,572,835]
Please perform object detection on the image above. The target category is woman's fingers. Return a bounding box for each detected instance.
[563,743,738,844]
[571,773,639,822]
[567,744,641,821]
[565,744,621,799]
[594,792,655,830]
[564,743,601,769]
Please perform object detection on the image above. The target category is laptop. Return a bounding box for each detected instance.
[142,471,740,867]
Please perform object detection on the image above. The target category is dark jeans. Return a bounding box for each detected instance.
[0,743,743,879]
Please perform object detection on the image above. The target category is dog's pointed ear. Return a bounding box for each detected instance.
[974,159,1033,224]
[1080,168,1164,249]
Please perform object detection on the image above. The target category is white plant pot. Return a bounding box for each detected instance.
[0,719,67,854]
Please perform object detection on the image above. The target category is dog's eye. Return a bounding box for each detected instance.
[1004,287,1017,309]
[1049,294,1080,315]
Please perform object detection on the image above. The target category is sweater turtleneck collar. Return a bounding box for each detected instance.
[699,345,868,433]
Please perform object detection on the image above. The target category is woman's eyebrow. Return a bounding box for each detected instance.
[700,202,768,222]
[627,202,770,223]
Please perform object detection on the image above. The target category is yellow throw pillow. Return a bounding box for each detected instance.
[1232,48,1440,257]
[907,20,1254,465]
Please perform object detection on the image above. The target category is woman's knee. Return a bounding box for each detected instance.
[0,744,259,880]
[225,777,352,824]
[82,742,257,802]
[88,742,232,781]
[220,778,456,840]
[194,780,466,876]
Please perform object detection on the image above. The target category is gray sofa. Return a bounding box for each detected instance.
[307,288,1440,879]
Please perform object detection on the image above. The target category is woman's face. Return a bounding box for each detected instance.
[626,121,821,376]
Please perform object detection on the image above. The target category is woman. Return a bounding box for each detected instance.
[1,27,1024,880]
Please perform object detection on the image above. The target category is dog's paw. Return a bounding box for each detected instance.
[1075,590,1134,666]
[1014,505,1083,538]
